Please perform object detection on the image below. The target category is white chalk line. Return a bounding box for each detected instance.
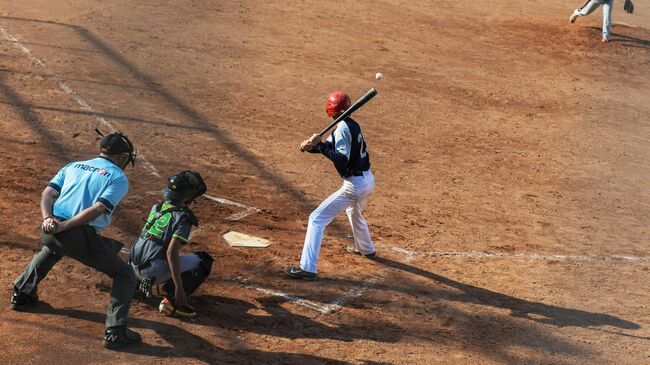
[203,194,261,221]
[1,25,260,222]
[0,25,160,178]
[326,278,378,314]
[376,243,650,262]
[234,278,375,315]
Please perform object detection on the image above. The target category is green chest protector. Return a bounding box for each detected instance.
[141,202,198,243]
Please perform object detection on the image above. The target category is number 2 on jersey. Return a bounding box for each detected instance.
[358,133,368,159]
[148,212,172,237]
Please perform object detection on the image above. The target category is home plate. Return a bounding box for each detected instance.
[223,231,271,248]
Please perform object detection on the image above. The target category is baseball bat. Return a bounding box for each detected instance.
[318,87,377,137]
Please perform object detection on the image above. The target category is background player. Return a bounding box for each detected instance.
[285,91,376,280]
[569,0,634,42]
[11,131,141,349]
[129,170,213,318]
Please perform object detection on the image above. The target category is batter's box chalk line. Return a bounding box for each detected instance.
[203,194,261,222]
[233,277,376,315]
[1,25,260,222]
[376,243,650,262]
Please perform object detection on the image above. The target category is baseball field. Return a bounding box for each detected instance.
[1,1,649,364]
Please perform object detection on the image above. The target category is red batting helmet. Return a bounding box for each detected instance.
[325,91,351,117]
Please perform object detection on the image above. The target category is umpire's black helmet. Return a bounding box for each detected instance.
[97,129,137,167]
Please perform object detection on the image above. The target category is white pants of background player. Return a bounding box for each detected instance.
[300,170,375,273]
[573,0,614,38]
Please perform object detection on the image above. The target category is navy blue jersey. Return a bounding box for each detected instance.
[314,117,370,177]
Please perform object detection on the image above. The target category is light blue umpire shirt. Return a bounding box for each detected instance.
[48,156,129,231]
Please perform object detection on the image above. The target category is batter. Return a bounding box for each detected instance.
[285,91,376,280]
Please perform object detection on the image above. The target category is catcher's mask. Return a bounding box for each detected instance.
[325,91,351,118]
[96,129,137,168]
[164,170,207,206]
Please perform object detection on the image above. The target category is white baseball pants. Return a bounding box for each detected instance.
[300,170,375,273]
[573,0,614,37]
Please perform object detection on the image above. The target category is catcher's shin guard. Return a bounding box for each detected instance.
[162,251,214,298]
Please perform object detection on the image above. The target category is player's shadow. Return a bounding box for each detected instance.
[586,26,650,49]
[608,33,650,49]
[371,256,640,331]
[135,293,402,343]
[28,304,353,364]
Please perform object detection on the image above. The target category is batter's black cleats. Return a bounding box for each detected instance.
[346,245,376,259]
[284,266,317,281]
[11,289,38,311]
[103,325,142,349]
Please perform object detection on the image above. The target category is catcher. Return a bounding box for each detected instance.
[129,170,214,318]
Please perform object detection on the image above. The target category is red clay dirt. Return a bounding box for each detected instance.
[0,1,649,364]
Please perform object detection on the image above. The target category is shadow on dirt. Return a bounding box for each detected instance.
[240,261,599,363]
[0,100,214,134]
[191,294,402,343]
[0,78,74,163]
[1,15,351,235]
[586,25,650,49]
[0,234,43,253]
[24,304,353,364]
[0,16,307,201]
[120,289,402,343]
[371,256,640,330]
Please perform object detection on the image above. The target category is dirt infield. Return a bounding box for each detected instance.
[1,1,649,364]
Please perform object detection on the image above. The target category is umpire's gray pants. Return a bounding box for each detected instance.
[13,225,136,328]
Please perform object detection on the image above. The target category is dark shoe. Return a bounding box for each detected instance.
[284,266,317,281]
[103,326,142,349]
[11,289,38,311]
[346,245,376,259]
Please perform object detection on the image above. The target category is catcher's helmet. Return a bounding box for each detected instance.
[325,91,351,117]
[164,170,207,205]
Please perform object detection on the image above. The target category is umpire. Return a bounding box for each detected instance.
[11,131,142,349]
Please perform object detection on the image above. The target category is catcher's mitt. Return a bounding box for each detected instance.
[624,0,634,14]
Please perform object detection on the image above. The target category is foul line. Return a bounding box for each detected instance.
[0,25,160,177]
[376,243,650,262]
[234,278,374,315]
[1,25,259,221]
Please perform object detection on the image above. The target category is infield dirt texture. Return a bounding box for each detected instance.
[0,1,649,364]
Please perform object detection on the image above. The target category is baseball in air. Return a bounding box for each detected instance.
[375,72,383,80]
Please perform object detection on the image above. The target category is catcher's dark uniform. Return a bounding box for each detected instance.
[129,202,212,300]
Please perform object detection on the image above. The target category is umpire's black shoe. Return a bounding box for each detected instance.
[11,289,38,311]
[284,266,317,281]
[103,325,142,349]
[346,245,376,259]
